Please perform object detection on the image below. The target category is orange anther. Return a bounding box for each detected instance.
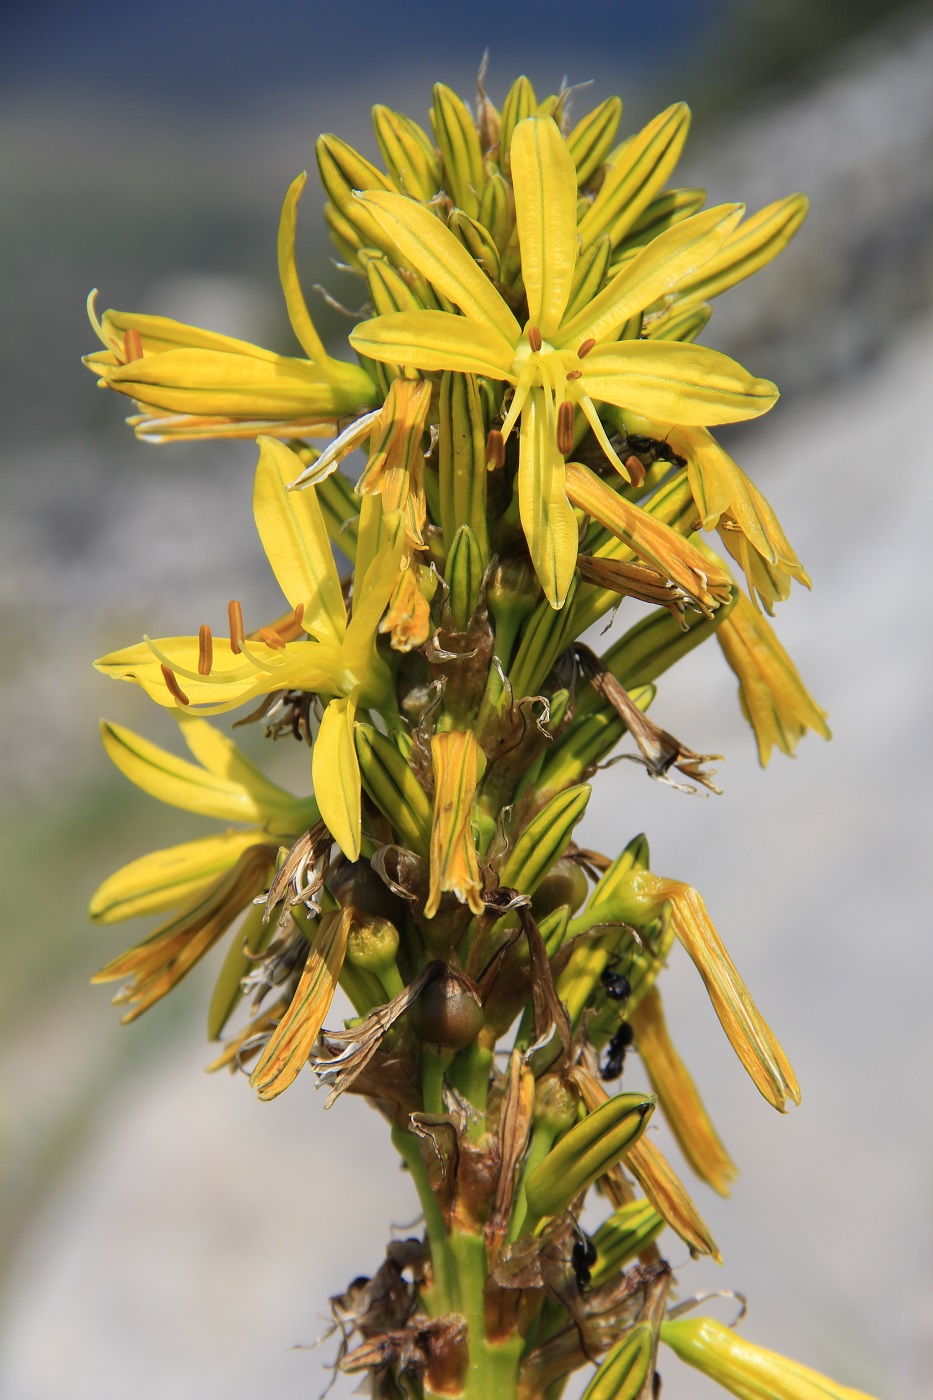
[557,401,576,457]
[565,369,582,381]
[260,627,286,651]
[198,624,213,676]
[577,338,596,359]
[227,600,245,654]
[624,454,647,488]
[293,603,304,629]
[161,664,190,706]
[485,429,505,470]
[123,329,143,363]
[527,326,543,353]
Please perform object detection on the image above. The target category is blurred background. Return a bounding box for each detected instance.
[1,1,932,1395]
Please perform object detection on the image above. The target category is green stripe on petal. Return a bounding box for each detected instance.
[511,117,578,339]
[100,720,312,827]
[519,388,578,608]
[578,102,691,250]
[176,713,310,810]
[350,310,514,380]
[313,693,361,860]
[581,340,778,425]
[353,191,520,342]
[277,173,330,366]
[254,438,347,646]
[673,193,810,308]
[557,204,743,348]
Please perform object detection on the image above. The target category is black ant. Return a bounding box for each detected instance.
[600,965,631,1004]
[601,1021,634,1080]
[570,1225,598,1292]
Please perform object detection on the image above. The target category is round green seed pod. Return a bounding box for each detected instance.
[328,856,407,925]
[531,857,590,919]
[409,968,484,1050]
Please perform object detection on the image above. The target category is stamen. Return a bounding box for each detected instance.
[293,603,304,629]
[624,454,647,488]
[486,429,505,470]
[557,401,576,457]
[198,624,213,675]
[260,627,287,651]
[528,326,543,353]
[123,329,144,363]
[566,369,583,382]
[577,338,596,359]
[161,665,190,706]
[228,600,245,654]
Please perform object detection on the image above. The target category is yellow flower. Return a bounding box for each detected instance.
[95,437,405,859]
[425,730,486,918]
[661,1316,880,1400]
[83,174,378,442]
[349,116,778,607]
[90,713,315,924]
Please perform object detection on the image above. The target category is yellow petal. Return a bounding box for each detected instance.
[99,719,313,827]
[556,204,744,349]
[343,510,407,677]
[89,829,268,924]
[716,589,830,765]
[277,172,331,365]
[250,907,352,1100]
[510,116,578,339]
[581,340,779,424]
[661,1316,880,1400]
[350,309,514,380]
[425,729,486,918]
[519,388,579,608]
[254,437,346,645]
[672,193,810,308]
[353,191,520,342]
[176,712,309,811]
[312,693,361,860]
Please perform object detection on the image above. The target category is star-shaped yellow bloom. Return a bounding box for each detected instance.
[95,438,405,858]
[349,116,779,608]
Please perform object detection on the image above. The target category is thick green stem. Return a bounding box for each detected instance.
[390,1125,453,1316]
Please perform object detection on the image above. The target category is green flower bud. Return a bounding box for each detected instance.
[581,1323,655,1400]
[590,1200,665,1285]
[531,857,590,920]
[525,1092,654,1219]
[498,784,591,896]
[354,723,432,857]
[446,525,485,632]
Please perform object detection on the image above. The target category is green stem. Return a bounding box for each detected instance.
[390,1125,453,1316]
[448,1040,492,1139]
[508,1121,559,1240]
[421,1045,453,1117]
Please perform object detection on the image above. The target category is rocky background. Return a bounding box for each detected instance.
[1,2,931,1395]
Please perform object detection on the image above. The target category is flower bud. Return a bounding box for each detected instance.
[346,914,400,977]
[525,1092,654,1219]
[498,784,591,897]
[581,1323,654,1400]
[590,1200,664,1285]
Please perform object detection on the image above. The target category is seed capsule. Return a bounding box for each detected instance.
[408,967,484,1050]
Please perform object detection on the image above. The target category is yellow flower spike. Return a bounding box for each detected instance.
[250,907,353,1101]
[629,985,738,1197]
[92,843,277,1022]
[312,691,361,861]
[660,1317,881,1400]
[716,587,831,765]
[352,134,776,604]
[425,731,487,919]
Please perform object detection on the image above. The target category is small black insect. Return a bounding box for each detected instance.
[570,1231,598,1291]
[601,1021,634,1080]
[600,965,631,1003]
